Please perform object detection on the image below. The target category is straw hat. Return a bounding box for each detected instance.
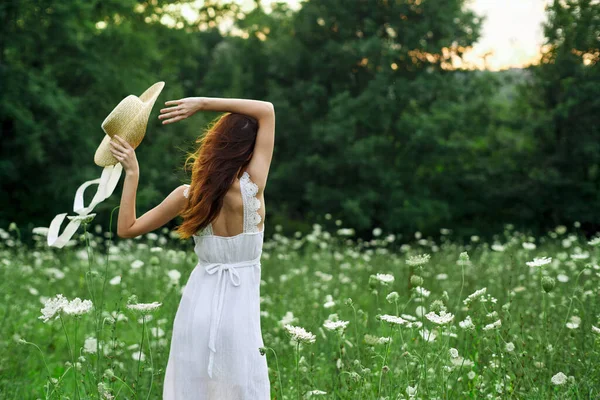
[94,81,165,167]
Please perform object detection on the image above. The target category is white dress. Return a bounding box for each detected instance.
[163,171,270,399]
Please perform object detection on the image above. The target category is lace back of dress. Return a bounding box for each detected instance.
[182,171,261,236]
[240,171,262,233]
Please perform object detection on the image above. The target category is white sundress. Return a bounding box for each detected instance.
[163,171,270,399]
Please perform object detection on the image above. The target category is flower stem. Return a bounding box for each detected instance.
[134,315,147,395]
[296,341,300,400]
[266,347,284,399]
[60,315,80,400]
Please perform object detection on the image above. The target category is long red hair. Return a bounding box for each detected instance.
[174,112,258,240]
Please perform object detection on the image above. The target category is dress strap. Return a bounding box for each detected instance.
[240,171,262,233]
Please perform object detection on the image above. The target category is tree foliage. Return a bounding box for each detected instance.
[1,0,598,242]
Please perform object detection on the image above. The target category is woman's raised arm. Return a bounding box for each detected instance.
[159,97,273,125]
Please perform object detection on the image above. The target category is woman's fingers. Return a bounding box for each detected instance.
[158,110,181,120]
[164,100,182,106]
[110,135,129,151]
[109,145,125,158]
[162,115,185,125]
[109,140,125,153]
[159,105,179,114]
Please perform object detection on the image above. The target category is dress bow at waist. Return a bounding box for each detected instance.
[202,254,262,378]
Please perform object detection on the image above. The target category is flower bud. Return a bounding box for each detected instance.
[542,276,555,293]
[410,275,423,286]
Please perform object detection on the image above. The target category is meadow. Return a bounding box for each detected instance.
[1,217,599,399]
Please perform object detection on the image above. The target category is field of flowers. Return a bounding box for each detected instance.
[0,219,599,399]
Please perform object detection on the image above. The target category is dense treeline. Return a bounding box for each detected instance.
[1,0,598,243]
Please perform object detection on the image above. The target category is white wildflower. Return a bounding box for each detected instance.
[323,294,336,308]
[425,310,454,325]
[483,319,502,331]
[39,294,69,323]
[591,325,600,334]
[463,288,487,306]
[401,314,417,322]
[32,227,49,236]
[505,342,515,352]
[566,316,581,329]
[386,291,399,303]
[570,252,589,260]
[83,337,98,354]
[374,273,395,284]
[491,243,505,252]
[126,302,162,313]
[323,319,349,332]
[522,242,536,250]
[406,254,431,266]
[63,298,93,316]
[587,237,600,246]
[459,316,475,330]
[551,372,567,385]
[131,260,144,269]
[526,257,552,268]
[449,348,459,358]
[364,334,392,345]
[284,324,316,343]
[414,286,430,297]
[167,269,181,283]
[379,314,408,326]
[280,311,298,327]
[419,328,437,342]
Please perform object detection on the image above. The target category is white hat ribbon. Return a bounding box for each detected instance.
[47,163,123,248]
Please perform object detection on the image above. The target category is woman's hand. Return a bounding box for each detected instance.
[109,135,139,176]
[158,97,203,125]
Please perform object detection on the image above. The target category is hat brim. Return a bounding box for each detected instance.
[94,81,165,167]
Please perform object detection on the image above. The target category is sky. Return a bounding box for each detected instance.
[178,0,553,71]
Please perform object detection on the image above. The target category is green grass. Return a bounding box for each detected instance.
[0,220,599,399]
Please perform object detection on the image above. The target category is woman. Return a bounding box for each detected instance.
[109,96,275,399]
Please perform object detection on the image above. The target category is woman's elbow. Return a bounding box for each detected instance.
[117,230,131,239]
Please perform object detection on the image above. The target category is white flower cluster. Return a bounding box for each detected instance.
[587,236,600,246]
[483,319,502,331]
[551,372,568,385]
[378,314,409,326]
[463,288,487,306]
[406,253,431,266]
[566,315,581,330]
[526,257,552,268]
[373,273,395,284]
[284,324,316,344]
[323,314,349,333]
[459,315,475,330]
[39,294,93,323]
[425,310,454,325]
[323,320,349,332]
[126,302,162,313]
[364,334,392,345]
[305,389,327,396]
